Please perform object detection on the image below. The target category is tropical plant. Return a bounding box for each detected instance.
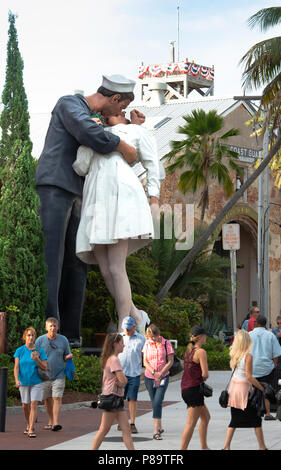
[152,219,231,314]
[240,6,281,187]
[166,109,243,222]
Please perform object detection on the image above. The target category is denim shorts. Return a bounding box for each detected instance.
[124,375,141,401]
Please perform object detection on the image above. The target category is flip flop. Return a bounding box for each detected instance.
[28,431,36,438]
[52,425,62,431]
[24,428,29,434]
[44,424,53,430]
[153,433,163,440]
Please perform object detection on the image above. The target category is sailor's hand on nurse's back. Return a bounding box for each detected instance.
[130,109,145,125]
[117,140,138,165]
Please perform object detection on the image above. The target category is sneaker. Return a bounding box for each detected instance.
[130,423,138,434]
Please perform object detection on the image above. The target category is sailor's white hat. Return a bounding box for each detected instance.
[101,74,136,93]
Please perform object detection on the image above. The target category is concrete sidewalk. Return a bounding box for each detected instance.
[46,371,281,451]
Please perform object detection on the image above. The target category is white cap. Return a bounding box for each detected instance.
[101,74,136,93]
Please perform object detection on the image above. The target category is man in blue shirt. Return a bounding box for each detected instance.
[249,315,281,420]
[118,316,145,433]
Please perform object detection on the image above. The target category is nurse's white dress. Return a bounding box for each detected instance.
[73,124,161,264]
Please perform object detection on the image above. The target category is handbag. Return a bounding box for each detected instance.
[38,365,51,381]
[33,347,51,381]
[200,382,213,398]
[164,340,183,377]
[219,368,235,408]
[97,394,124,411]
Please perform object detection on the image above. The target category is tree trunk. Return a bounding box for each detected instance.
[156,134,281,304]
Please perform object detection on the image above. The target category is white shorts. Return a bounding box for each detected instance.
[42,378,65,400]
[19,383,43,404]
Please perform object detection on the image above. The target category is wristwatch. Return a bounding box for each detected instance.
[152,370,155,376]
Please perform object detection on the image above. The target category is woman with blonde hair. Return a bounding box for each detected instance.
[222,329,267,450]
[14,327,48,437]
[91,333,134,450]
[180,325,210,450]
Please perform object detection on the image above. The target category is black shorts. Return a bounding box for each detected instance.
[256,369,275,386]
[182,385,204,408]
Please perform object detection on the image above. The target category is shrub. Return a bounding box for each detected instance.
[65,349,102,395]
[177,337,230,370]
[132,295,203,346]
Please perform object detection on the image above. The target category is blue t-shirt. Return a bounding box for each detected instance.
[249,327,281,377]
[14,345,47,386]
[35,334,71,380]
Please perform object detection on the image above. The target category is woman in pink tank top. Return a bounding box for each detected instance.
[91,333,134,450]
[180,325,211,450]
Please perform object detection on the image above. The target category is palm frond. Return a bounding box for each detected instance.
[240,36,281,92]
[248,7,281,32]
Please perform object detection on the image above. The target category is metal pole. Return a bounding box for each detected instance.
[230,249,237,333]
[0,367,8,432]
[257,158,263,308]
[262,125,270,322]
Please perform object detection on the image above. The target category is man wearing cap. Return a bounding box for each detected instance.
[36,75,145,347]
[118,316,145,433]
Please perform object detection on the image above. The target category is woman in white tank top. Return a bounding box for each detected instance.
[222,330,267,450]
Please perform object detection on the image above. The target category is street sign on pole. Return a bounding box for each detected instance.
[223,224,240,333]
[222,223,240,251]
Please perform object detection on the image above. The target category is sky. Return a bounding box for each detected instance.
[0,0,280,116]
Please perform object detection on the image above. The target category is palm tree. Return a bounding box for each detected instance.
[166,109,243,223]
[240,7,281,109]
[240,7,281,188]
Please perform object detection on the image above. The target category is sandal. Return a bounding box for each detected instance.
[52,424,62,431]
[24,427,29,434]
[44,424,53,430]
[158,428,164,434]
[153,433,163,440]
[28,430,36,438]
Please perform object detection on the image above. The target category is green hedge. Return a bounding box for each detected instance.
[177,337,230,370]
[65,349,102,395]
[1,348,103,405]
[133,295,203,346]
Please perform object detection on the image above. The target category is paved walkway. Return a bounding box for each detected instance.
[4,371,280,451]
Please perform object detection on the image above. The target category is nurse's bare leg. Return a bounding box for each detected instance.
[93,245,116,298]
[94,242,143,331]
[107,240,142,331]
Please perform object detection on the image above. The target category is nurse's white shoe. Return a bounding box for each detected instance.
[136,310,150,336]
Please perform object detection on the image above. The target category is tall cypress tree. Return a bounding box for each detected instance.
[0,11,31,174]
[0,12,47,353]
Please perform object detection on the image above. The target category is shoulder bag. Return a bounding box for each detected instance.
[97,393,124,411]
[33,347,51,381]
[164,340,183,377]
[218,369,235,408]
